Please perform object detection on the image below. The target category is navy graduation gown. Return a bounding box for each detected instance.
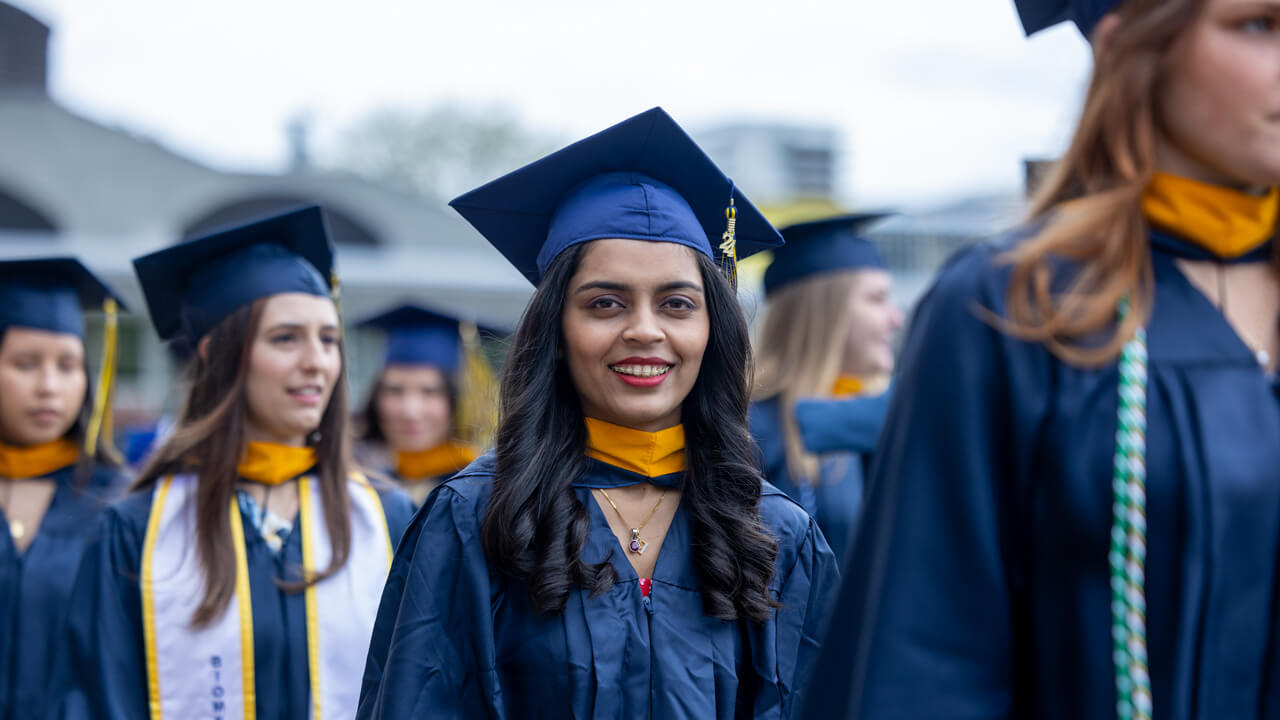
[46,479,415,720]
[0,463,125,720]
[357,454,839,719]
[749,394,887,561]
[804,237,1280,719]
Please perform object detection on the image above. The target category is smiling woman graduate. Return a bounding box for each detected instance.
[46,207,415,720]
[803,0,1280,718]
[0,258,129,720]
[356,107,840,720]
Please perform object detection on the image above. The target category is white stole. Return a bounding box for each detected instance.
[141,473,392,720]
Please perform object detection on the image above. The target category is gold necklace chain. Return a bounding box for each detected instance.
[596,486,667,555]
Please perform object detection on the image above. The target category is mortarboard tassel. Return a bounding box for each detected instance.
[85,297,118,458]
[457,322,499,450]
[720,197,739,290]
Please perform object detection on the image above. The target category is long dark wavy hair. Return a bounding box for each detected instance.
[481,242,780,622]
[136,299,354,628]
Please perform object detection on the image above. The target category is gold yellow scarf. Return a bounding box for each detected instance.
[830,375,866,398]
[0,438,79,480]
[1142,172,1279,259]
[394,442,479,481]
[236,442,317,485]
[584,417,686,478]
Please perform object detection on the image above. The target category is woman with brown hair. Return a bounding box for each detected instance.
[749,214,902,561]
[355,304,497,506]
[805,0,1280,717]
[49,207,414,720]
[0,259,128,720]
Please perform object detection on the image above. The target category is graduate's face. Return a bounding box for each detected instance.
[562,239,709,433]
[0,327,87,446]
[243,293,342,446]
[842,269,903,377]
[376,365,452,452]
[1156,0,1280,186]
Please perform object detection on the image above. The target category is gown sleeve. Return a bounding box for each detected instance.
[800,245,1054,719]
[45,497,150,720]
[357,479,500,719]
[771,512,841,718]
[793,392,890,456]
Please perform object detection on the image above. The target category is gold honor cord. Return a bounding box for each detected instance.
[85,297,119,457]
[457,321,499,449]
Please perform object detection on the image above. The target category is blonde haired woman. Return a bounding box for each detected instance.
[806,0,1280,717]
[750,214,901,560]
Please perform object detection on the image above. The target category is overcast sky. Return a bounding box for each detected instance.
[18,0,1094,209]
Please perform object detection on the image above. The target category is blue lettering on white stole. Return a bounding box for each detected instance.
[210,655,227,718]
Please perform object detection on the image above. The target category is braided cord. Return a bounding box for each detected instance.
[1111,299,1152,720]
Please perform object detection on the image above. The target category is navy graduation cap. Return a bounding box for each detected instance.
[0,257,125,338]
[449,107,783,286]
[763,213,892,296]
[358,304,500,374]
[133,206,335,342]
[1014,0,1117,36]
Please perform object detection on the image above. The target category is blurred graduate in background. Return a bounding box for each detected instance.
[355,303,499,505]
[749,214,901,560]
[0,258,129,720]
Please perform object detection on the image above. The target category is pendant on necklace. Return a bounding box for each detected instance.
[1257,348,1271,369]
[627,528,648,555]
[9,520,24,541]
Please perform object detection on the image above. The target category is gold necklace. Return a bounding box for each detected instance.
[596,486,668,555]
[1,480,21,541]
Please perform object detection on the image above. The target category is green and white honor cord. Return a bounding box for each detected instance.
[1111,299,1153,720]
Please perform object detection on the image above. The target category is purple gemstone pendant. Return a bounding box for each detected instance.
[628,528,648,555]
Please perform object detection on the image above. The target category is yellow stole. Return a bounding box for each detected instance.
[394,442,479,481]
[584,417,686,478]
[0,438,79,480]
[830,375,866,398]
[1142,172,1279,259]
[236,442,316,486]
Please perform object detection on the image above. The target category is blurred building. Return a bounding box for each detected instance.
[0,2,530,419]
[865,194,1027,314]
[697,123,840,204]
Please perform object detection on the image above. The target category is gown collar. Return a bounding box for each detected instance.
[394,442,478,481]
[1142,171,1277,262]
[830,375,866,397]
[581,417,685,487]
[236,441,316,485]
[0,437,79,480]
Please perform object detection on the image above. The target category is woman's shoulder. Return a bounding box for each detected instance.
[424,452,497,518]
[759,481,819,551]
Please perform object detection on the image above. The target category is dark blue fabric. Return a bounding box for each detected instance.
[764,214,890,295]
[132,205,333,342]
[356,453,839,719]
[449,107,782,285]
[45,478,414,720]
[750,396,887,563]
[0,463,125,720]
[1149,228,1273,264]
[1014,0,1116,36]
[803,233,1280,719]
[0,258,124,338]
